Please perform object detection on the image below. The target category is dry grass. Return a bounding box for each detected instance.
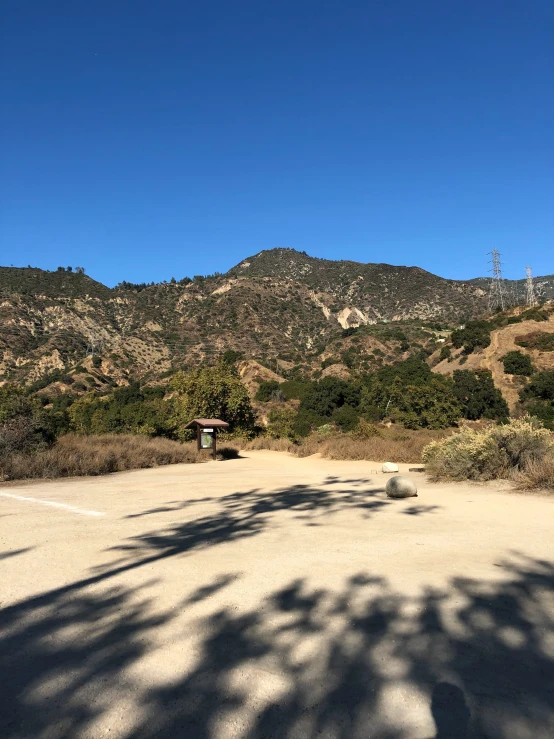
[238,426,452,464]
[295,428,451,463]
[0,434,203,481]
[241,436,296,453]
[513,456,554,492]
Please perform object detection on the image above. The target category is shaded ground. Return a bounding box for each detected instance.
[1,451,553,738]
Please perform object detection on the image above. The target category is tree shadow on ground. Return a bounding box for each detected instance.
[0,547,33,560]
[84,477,441,582]
[1,552,552,738]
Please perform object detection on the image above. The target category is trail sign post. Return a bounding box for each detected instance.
[184,418,229,460]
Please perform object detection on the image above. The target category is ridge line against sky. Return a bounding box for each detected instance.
[1,1,553,286]
[1,248,552,290]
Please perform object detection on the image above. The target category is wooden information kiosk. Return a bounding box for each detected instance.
[184,418,229,460]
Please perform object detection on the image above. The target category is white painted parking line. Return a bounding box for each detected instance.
[0,492,105,517]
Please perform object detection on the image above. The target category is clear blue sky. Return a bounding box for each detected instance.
[1,1,553,286]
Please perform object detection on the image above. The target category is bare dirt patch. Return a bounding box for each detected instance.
[1,451,553,738]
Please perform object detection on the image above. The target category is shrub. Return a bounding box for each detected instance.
[220,349,244,366]
[0,384,54,449]
[1,434,202,480]
[67,384,173,438]
[521,371,554,401]
[502,351,534,376]
[91,355,102,368]
[525,403,554,431]
[295,426,450,463]
[331,405,359,431]
[451,320,491,354]
[293,408,326,437]
[439,345,451,362]
[267,406,297,440]
[515,332,554,352]
[280,380,311,401]
[0,417,44,459]
[255,380,282,402]
[242,436,295,452]
[513,456,554,491]
[351,419,383,439]
[422,417,554,484]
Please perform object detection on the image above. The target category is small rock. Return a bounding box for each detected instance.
[385,476,418,499]
[382,462,399,473]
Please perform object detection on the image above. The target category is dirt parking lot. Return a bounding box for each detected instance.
[1,450,553,739]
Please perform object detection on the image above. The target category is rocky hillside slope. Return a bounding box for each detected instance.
[1,250,552,393]
[432,311,554,411]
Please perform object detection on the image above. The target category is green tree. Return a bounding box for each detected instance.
[0,384,54,454]
[522,370,554,401]
[392,379,462,429]
[255,380,283,402]
[451,320,491,354]
[300,377,360,417]
[171,364,254,439]
[267,406,297,440]
[220,349,244,367]
[519,370,554,430]
[331,405,360,431]
[502,351,534,376]
[0,384,42,424]
[452,370,509,421]
[67,384,172,437]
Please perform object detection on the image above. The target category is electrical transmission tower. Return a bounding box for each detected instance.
[525,266,537,307]
[487,248,506,312]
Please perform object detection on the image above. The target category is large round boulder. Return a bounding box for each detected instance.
[385,475,418,499]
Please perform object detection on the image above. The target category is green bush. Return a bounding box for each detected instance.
[267,406,297,440]
[521,370,554,401]
[451,320,491,354]
[390,380,462,430]
[502,351,534,376]
[525,403,554,431]
[280,380,311,400]
[0,384,55,456]
[255,380,283,402]
[293,408,326,437]
[351,419,383,439]
[520,371,554,430]
[220,349,244,366]
[331,405,359,431]
[67,383,173,438]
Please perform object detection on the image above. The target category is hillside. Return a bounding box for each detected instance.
[469,274,554,302]
[432,310,554,411]
[1,250,552,394]
[0,267,111,299]
[229,248,490,323]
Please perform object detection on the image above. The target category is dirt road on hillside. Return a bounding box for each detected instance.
[1,451,553,738]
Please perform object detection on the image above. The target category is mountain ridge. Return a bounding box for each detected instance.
[1,248,552,392]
